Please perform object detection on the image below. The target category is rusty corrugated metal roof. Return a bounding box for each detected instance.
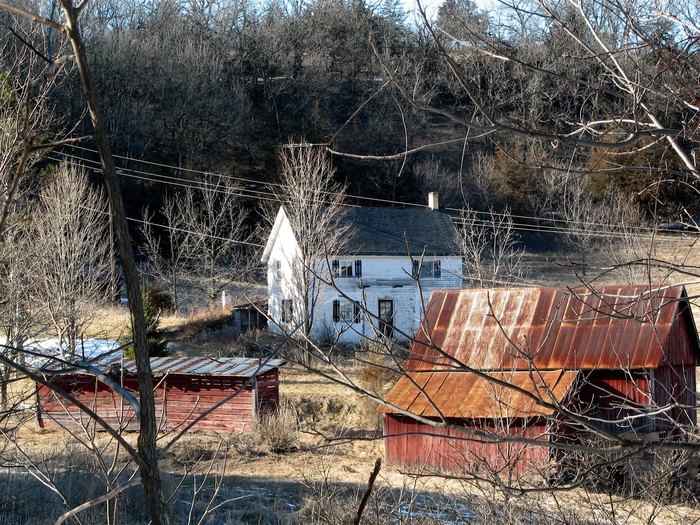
[382,370,578,419]
[97,355,284,378]
[407,285,696,371]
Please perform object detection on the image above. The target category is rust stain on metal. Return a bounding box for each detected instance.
[383,370,578,419]
[98,355,284,378]
[408,285,690,372]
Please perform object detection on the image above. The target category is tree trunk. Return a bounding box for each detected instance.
[59,2,168,524]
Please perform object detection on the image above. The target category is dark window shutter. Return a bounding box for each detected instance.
[434,260,441,278]
[353,305,361,323]
[355,259,362,277]
[332,300,340,322]
[332,260,339,276]
[412,260,419,278]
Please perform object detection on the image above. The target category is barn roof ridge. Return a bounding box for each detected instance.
[94,355,285,378]
[407,284,698,372]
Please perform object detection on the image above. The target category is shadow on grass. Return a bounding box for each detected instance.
[0,469,475,525]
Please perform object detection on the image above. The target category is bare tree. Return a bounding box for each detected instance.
[31,162,110,358]
[455,206,524,287]
[269,143,351,354]
[141,199,194,312]
[143,174,252,309]
[534,167,651,280]
[0,217,38,409]
[177,174,252,305]
[0,2,168,522]
[0,22,78,237]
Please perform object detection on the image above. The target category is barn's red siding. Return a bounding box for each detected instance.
[256,368,280,414]
[384,414,551,476]
[38,377,145,431]
[38,368,281,432]
[384,285,699,475]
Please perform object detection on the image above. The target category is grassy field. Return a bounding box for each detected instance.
[5,235,700,523]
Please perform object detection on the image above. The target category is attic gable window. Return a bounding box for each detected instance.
[412,260,441,279]
[274,260,282,280]
[281,299,293,323]
[332,259,361,278]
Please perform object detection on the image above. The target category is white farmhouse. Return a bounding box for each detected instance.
[261,193,462,344]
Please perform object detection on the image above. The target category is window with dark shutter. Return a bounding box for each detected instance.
[412,260,420,279]
[353,304,361,323]
[434,260,441,278]
[275,260,282,280]
[332,260,339,277]
[281,299,293,323]
[332,300,340,322]
[355,259,362,277]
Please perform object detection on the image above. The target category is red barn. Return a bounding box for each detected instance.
[37,356,284,432]
[382,285,700,475]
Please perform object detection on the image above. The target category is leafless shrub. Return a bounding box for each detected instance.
[356,340,400,396]
[297,460,474,525]
[297,459,362,524]
[232,429,263,458]
[256,401,299,454]
[231,328,276,358]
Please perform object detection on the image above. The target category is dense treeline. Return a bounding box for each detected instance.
[51,0,430,202]
[2,0,697,222]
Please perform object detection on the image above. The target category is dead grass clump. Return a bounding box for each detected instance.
[171,441,217,465]
[256,402,299,454]
[234,402,300,456]
[355,340,401,396]
[296,461,472,525]
[232,429,264,457]
[296,460,362,524]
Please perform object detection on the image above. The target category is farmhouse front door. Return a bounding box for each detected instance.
[378,299,394,338]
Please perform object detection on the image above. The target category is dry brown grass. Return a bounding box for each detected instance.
[84,305,130,339]
[7,236,700,523]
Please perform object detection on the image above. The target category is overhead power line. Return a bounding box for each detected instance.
[51,146,690,242]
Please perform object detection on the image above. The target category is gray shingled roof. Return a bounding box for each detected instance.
[341,207,459,256]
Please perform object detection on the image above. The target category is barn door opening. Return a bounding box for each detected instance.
[378,299,394,338]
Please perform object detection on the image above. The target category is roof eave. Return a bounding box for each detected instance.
[261,207,288,264]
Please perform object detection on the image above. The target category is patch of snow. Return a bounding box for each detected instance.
[23,338,121,368]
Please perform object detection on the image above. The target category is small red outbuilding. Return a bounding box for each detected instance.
[382,285,700,475]
[37,356,285,432]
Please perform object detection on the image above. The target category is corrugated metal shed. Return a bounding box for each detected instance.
[96,355,284,378]
[383,284,699,473]
[382,370,578,419]
[408,285,698,371]
[38,356,285,433]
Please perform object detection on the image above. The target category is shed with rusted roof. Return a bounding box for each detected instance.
[382,285,700,475]
[37,356,284,432]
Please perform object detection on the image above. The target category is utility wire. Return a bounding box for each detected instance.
[59,145,625,225]
[54,146,691,241]
[76,201,265,249]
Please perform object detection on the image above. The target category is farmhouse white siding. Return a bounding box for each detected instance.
[314,255,463,343]
[265,209,297,327]
[262,200,463,344]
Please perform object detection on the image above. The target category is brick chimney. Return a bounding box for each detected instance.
[428,192,439,210]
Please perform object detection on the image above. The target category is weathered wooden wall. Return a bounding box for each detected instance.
[37,369,281,433]
[383,414,551,476]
